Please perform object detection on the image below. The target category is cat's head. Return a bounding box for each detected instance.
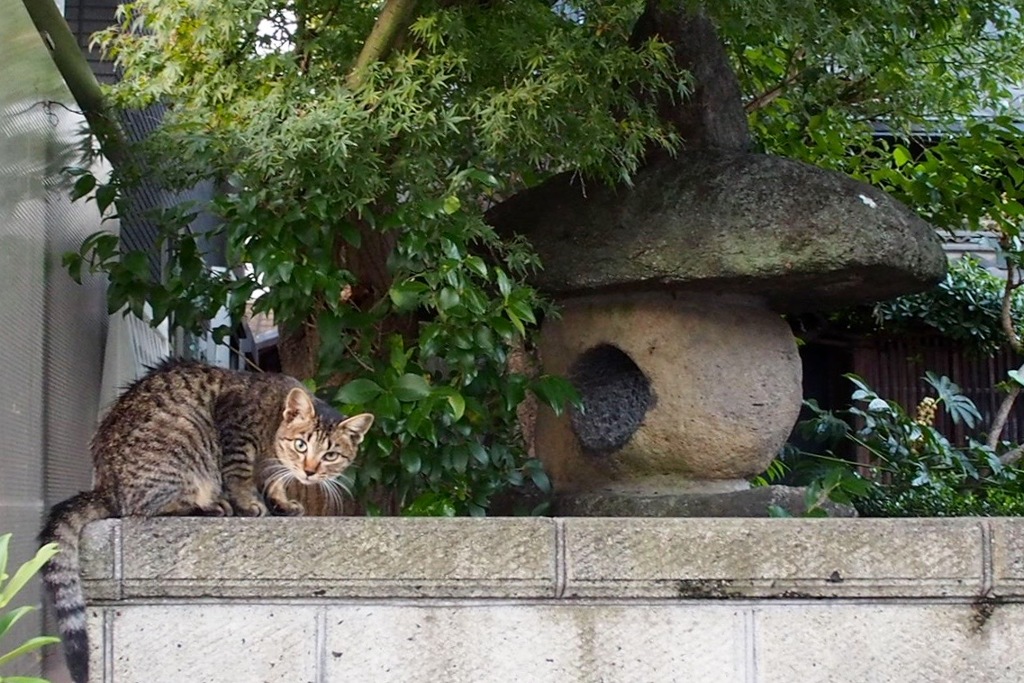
[272,387,374,485]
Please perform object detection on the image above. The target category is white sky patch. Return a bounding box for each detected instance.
[256,9,297,56]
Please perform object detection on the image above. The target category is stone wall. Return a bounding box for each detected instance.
[80,517,1024,682]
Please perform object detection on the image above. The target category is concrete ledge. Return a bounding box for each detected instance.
[563,517,986,599]
[82,517,993,600]
[82,517,558,599]
[79,518,1024,682]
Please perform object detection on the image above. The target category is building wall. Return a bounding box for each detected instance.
[63,0,223,284]
[62,0,119,84]
[0,0,109,677]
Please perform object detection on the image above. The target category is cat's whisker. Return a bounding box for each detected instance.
[261,467,297,493]
[320,479,346,514]
[259,462,285,480]
[316,482,336,514]
[335,472,354,496]
[260,463,287,479]
[259,459,290,477]
[332,477,351,499]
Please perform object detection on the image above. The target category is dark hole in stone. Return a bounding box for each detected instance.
[568,343,654,456]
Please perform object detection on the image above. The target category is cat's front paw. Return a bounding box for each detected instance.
[274,499,305,517]
[196,497,234,517]
[235,497,269,517]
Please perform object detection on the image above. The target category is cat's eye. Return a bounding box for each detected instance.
[293,438,308,453]
[322,452,340,462]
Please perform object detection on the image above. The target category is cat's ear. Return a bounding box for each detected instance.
[282,388,316,426]
[336,413,374,446]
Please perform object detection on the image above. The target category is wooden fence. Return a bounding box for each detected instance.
[853,335,1024,448]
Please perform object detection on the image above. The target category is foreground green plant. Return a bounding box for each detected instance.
[0,534,59,683]
[777,373,1024,516]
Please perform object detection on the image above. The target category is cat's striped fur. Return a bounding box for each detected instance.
[39,359,373,683]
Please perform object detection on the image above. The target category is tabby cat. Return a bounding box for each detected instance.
[39,359,373,683]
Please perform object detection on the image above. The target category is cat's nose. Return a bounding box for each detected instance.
[304,467,317,477]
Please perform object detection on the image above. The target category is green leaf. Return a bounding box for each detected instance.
[0,636,61,668]
[393,374,431,402]
[388,336,409,375]
[0,534,9,582]
[95,184,118,215]
[459,168,500,189]
[438,287,461,311]
[866,397,890,413]
[375,392,402,419]
[468,441,488,465]
[506,297,537,325]
[528,467,551,493]
[62,252,84,284]
[530,375,582,417]
[335,379,384,405]
[442,196,461,214]
[464,256,488,278]
[389,281,428,311]
[892,144,912,167]
[0,606,35,640]
[400,449,422,474]
[402,491,456,517]
[0,543,58,611]
[496,269,512,298]
[452,447,469,473]
[70,173,96,201]
[446,392,466,420]
[121,251,150,281]
[505,309,525,337]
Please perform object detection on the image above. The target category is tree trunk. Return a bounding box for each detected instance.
[630,4,751,154]
[278,318,321,380]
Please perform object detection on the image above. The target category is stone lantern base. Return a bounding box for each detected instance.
[554,484,856,517]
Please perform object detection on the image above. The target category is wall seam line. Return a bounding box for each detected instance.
[554,518,566,599]
[981,518,994,596]
[315,606,327,683]
[746,607,759,683]
[113,520,123,599]
[103,607,113,683]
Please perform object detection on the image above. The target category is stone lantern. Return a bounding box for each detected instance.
[489,152,946,516]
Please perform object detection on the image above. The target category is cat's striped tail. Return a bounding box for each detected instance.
[39,491,113,683]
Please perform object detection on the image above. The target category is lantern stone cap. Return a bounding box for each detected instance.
[488,152,947,312]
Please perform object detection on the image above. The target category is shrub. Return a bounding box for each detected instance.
[0,534,59,683]
[781,373,1024,516]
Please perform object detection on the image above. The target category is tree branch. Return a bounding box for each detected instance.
[346,0,420,89]
[744,49,806,113]
[987,383,1020,449]
[744,70,805,113]
[1001,259,1023,355]
[987,248,1023,449]
[999,443,1024,466]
